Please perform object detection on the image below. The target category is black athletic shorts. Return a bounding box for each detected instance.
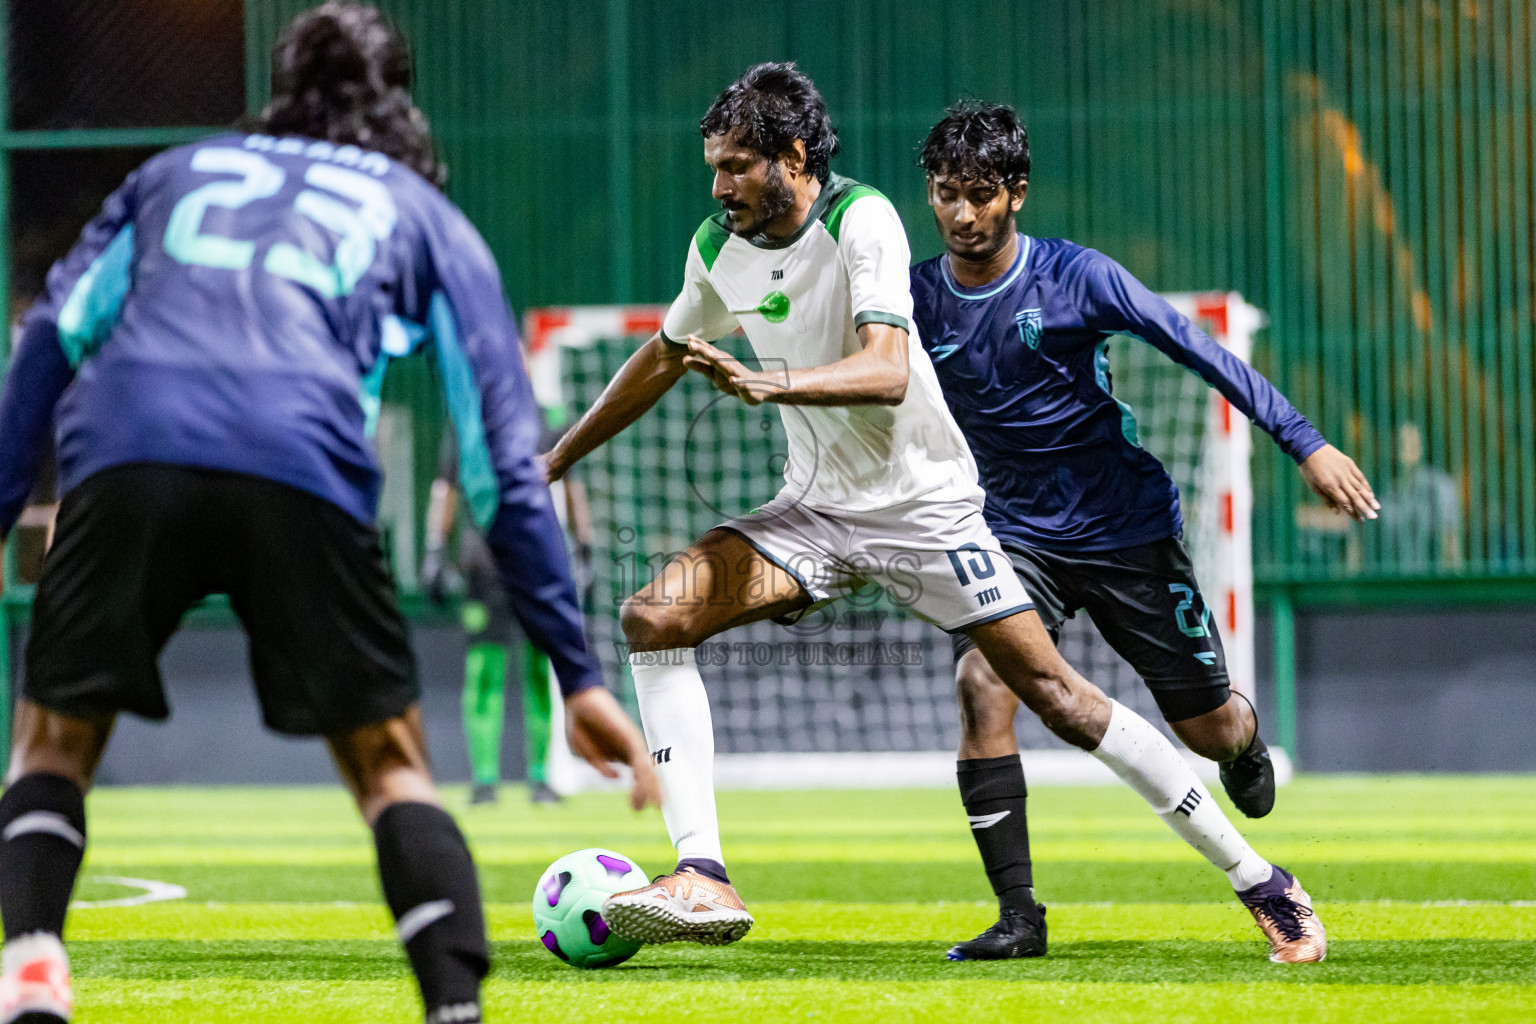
[951,535,1229,722]
[25,463,418,736]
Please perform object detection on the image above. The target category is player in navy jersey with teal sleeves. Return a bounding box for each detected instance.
[912,102,1373,964]
[0,7,655,1023]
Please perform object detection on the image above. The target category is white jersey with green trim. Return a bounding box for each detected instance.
[661,174,981,513]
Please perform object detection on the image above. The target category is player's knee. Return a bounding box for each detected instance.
[620,594,700,649]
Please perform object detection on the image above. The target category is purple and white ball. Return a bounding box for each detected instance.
[531,848,650,969]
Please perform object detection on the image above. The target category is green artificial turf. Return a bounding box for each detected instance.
[58,776,1536,1022]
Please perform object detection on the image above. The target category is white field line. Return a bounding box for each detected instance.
[72,875,188,909]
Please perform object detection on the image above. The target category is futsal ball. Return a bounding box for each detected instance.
[532,848,649,968]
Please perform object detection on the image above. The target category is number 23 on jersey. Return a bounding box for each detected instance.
[163,146,397,299]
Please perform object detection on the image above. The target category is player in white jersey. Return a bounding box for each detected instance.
[547,64,1288,954]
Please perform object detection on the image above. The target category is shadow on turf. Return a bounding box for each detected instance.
[69,939,1536,985]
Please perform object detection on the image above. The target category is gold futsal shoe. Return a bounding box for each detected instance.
[601,866,754,946]
[1238,865,1328,963]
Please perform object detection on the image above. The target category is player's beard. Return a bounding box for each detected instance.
[728,163,798,240]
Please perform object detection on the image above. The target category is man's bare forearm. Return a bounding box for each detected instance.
[546,333,688,479]
[715,322,909,407]
[769,350,908,405]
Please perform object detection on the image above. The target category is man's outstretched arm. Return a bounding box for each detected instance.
[1089,254,1379,522]
[545,333,690,481]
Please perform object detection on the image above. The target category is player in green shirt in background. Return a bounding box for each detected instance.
[425,408,594,804]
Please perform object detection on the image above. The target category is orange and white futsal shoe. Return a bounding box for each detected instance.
[602,866,754,946]
[0,932,73,1023]
[1237,865,1328,963]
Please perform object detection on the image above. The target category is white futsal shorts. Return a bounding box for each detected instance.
[715,492,1034,634]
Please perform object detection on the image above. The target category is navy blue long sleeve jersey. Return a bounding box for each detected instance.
[910,234,1327,552]
[0,133,602,696]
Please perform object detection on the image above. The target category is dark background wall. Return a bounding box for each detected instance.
[83,624,523,787]
[1255,606,1536,772]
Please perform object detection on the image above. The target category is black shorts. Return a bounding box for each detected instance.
[25,464,418,736]
[952,535,1229,722]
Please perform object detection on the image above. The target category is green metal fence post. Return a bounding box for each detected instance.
[1272,589,1297,765]
[606,0,634,303]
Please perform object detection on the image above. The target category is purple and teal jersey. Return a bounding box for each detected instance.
[0,133,602,695]
[910,235,1326,552]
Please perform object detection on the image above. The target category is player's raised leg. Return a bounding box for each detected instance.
[1171,693,1273,818]
[601,527,812,946]
[964,612,1326,963]
[0,703,114,1024]
[1072,545,1278,819]
[329,709,489,1024]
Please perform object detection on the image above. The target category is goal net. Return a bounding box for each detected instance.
[527,295,1263,788]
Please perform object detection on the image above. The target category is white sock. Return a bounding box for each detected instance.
[629,649,724,866]
[1091,700,1273,891]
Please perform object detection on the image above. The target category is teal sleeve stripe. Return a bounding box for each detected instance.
[57,225,135,368]
[1095,339,1142,447]
[658,328,687,347]
[854,310,909,332]
[359,352,391,439]
[360,315,428,439]
[428,291,501,530]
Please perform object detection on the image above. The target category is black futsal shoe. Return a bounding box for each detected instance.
[945,903,1047,961]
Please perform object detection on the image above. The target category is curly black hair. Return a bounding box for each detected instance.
[257,2,445,188]
[919,100,1030,190]
[700,62,840,182]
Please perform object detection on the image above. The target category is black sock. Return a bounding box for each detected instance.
[675,857,730,885]
[957,756,1035,914]
[0,773,88,942]
[373,802,488,1022]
